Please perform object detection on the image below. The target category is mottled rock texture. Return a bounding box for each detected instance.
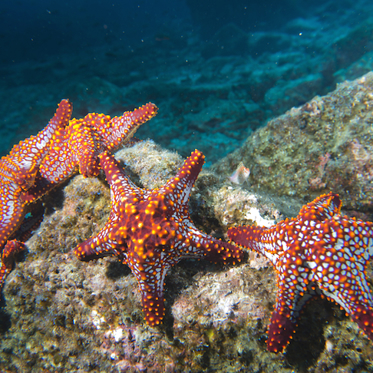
[213,72,373,216]
[1,128,373,371]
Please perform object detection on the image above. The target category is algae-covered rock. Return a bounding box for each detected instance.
[0,140,279,372]
[1,131,373,371]
[213,72,373,216]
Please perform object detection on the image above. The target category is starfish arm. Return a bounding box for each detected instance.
[0,156,39,193]
[0,185,26,249]
[267,286,316,353]
[298,192,341,223]
[228,225,281,259]
[45,99,72,129]
[161,150,205,207]
[228,225,264,250]
[310,218,373,340]
[78,149,101,178]
[0,240,26,289]
[318,270,373,340]
[229,224,316,352]
[9,99,72,168]
[140,288,166,326]
[44,99,72,132]
[319,279,373,340]
[0,100,72,192]
[25,143,77,202]
[267,308,296,353]
[124,246,169,326]
[351,305,373,340]
[99,152,143,200]
[267,251,312,353]
[8,99,72,162]
[102,103,158,152]
[229,223,315,354]
[202,237,244,265]
[74,217,125,261]
[20,175,53,203]
[178,225,243,265]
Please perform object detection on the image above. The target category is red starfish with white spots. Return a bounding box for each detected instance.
[228,192,373,353]
[0,99,72,287]
[0,101,157,291]
[74,150,243,325]
[25,102,158,199]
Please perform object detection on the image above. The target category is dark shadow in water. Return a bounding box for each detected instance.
[285,297,336,371]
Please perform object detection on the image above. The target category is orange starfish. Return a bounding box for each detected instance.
[0,99,72,287]
[0,101,158,290]
[23,102,158,201]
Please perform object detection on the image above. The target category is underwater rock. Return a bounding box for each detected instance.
[213,71,373,217]
[1,139,373,371]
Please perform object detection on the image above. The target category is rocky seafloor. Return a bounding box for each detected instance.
[213,72,373,217]
[1,72,373,372]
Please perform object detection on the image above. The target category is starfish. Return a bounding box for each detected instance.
[228,192,373,353]
[0,101,157,291]
[74,150,243,325]
[24,102,158,201]
[0,99,72,287]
